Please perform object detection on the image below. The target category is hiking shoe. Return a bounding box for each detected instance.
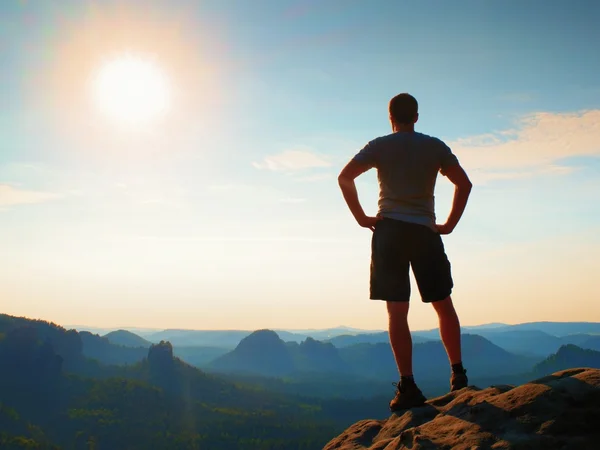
[389,382,427,412]
[451,369,468,391]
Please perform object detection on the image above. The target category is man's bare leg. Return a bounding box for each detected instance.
[387,301,413,377]
[431,296,462,364]
[432,296,468,390]
[387,300,427,410]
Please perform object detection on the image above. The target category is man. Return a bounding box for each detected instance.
[338,93,472,412]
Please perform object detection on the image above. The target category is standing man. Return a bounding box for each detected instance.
[338,93,472,412]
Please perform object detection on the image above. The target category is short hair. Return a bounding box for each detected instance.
[389,93,418,124]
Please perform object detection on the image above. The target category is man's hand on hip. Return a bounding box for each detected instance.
[358,215,383,232]
[435,223,454,235]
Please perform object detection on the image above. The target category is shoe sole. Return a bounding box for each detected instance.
[450,385,468,392]
[389,397,427,412]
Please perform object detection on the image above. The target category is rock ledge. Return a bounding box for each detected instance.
[324,368,600,450]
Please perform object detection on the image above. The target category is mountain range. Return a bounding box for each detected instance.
[89,320,600,355]
[0,314,393,449]
[207,329,540,398]
[64,317,600,399]
[3,312,600,449]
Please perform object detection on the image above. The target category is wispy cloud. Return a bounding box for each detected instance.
[451,109,600,183]
[253,148,331,171]
[0,184,62,207]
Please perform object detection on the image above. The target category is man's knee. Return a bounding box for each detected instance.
[387,300,410,318]
[431,296,457,316]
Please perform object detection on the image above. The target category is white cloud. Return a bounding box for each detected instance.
[450,109,600,183]
[253,148,331,171]
[0,184,62,207]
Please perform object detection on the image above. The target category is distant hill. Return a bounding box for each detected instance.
[0,313,102,375]
[80,331,148,366]
[144,327,376,347]
[104,329,151,347]
[462,322,508,330]
[326,332,432,348]
[413,334,539,379]
[210,329,295,376]
[326,332,389,347]
[145,329,252,348]
[581,335,600,351]
[477,330,599,357]
[278,326,385,342]
[561,333,598,346]
[502,321,600,336]
[209,329,538,385]
[415,321,600,339]
[172,345,230,368]
[0,314,153,372]
[339,333,536,381]
[288,337,349,373]
[413,325,600,358]
[472,329,564,357]
[67,322,600,350]
[534,344,600,375]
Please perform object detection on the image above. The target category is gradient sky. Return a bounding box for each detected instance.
[1,0,599,332]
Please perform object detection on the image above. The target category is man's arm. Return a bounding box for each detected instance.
[338,159,381,231]
[436,164,473,234]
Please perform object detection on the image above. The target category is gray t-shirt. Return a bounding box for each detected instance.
[352,131,459,231]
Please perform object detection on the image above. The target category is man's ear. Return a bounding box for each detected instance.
[414,113,419,124]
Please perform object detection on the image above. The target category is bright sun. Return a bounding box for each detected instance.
[92,54,171,125]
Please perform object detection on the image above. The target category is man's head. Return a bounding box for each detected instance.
[389,93,419,129]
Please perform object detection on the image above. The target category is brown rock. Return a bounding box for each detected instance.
[323,368,600,450]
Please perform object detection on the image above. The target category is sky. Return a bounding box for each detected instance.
[1,0,600,332]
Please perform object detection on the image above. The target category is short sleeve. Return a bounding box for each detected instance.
[439,140,459,175]
[352,140,379,169]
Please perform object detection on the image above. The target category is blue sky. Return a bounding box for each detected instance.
[1,0,599,331]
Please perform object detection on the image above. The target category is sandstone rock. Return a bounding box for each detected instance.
[324,368,600,450]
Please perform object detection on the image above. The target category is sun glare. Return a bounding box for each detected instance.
[92,54,171,125]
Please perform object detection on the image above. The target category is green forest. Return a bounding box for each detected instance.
[3,313,598,449]
[0,314,385,450]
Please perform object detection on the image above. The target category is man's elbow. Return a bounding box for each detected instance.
[338,173,350,188]
[459,179,473,193]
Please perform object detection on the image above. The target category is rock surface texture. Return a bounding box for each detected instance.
[324,368,600,450]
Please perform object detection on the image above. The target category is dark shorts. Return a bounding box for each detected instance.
[370,218,453,302]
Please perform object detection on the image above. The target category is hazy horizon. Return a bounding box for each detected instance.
[57,319,597,336]
[2,0,600,331]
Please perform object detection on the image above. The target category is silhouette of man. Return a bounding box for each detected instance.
[338,93,472,411]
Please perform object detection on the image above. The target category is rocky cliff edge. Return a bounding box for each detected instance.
[324,368,600,450]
